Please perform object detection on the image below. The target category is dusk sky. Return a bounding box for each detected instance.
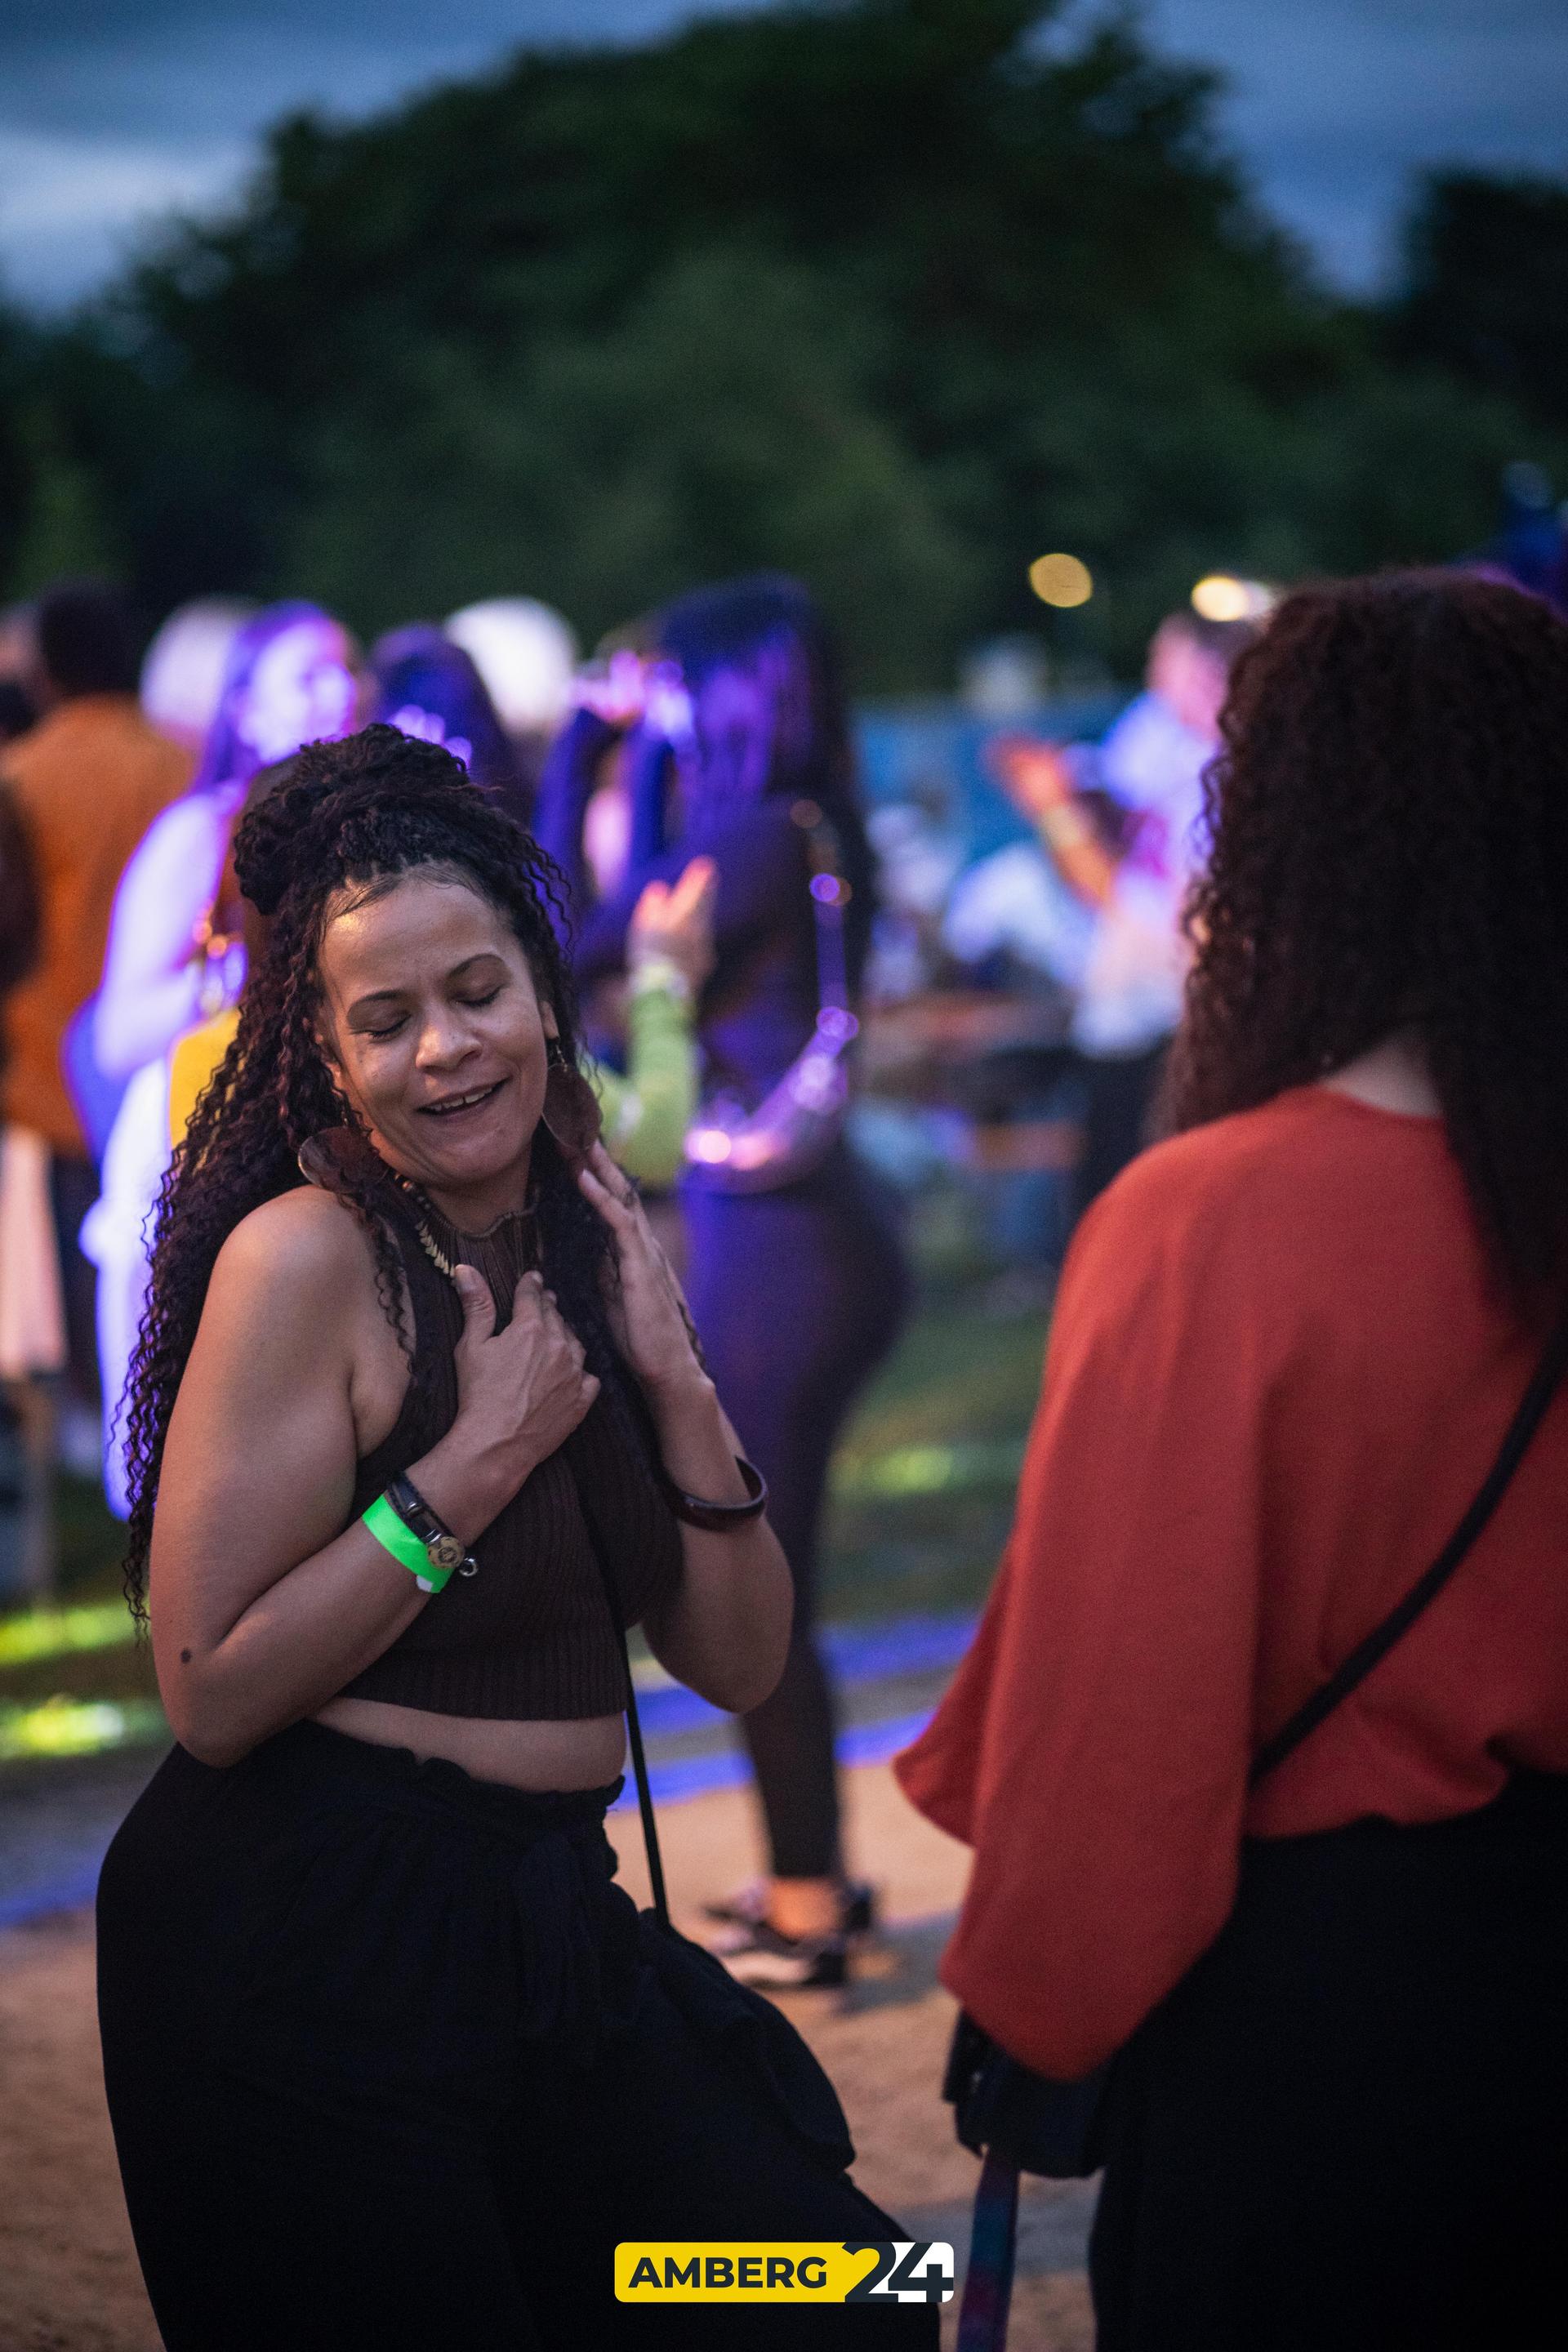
[0,1,1564,311]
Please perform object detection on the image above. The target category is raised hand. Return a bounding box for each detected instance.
[987,734,1076,820]
[628,855,717,995]
[571,648,647,729]
[576,1143,705,1398]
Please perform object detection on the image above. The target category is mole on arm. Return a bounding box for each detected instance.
[180,1649,192,1664]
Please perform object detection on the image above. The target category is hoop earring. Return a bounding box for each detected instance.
[541,1037,603,1170]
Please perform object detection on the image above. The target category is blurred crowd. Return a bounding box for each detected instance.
[5,474,1568,2348]
[0,559,1277,1996]
[4,488,1564,1575]
[2,507,1564,1987]
[0,571,1263,1566]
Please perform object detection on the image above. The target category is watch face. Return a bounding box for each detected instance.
[429,1534,466,1571]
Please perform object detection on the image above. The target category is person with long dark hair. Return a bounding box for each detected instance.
[535,577,911,1988]
[898,571,1568,2349]
[95,725,933,2351]
[369,622,528,820]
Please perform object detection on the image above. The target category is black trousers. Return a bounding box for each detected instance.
[97,1723,936,2350]
[1090,1772,1568,2351]
[48,1149,101,1409]
[683,1147,911,1881]
[1068,1040,1169,1233]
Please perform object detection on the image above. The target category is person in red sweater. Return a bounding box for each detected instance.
[897,569,1568,2350]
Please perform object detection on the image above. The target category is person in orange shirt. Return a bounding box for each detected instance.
[898,571,1568,2350]
[0,583,189,1437]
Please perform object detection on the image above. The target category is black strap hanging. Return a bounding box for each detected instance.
[570,1454,674,1935]
[1249,1317,1568,1786]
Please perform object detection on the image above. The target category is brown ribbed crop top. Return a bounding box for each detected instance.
[332,1173,684,1722]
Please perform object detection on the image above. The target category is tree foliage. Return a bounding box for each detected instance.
[1391,172,1568,433]
[2,0,1564,684]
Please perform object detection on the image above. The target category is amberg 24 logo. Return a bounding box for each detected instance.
[615,2239,956,2304]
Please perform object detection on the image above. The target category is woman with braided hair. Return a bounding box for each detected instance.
[96,726,933,2350]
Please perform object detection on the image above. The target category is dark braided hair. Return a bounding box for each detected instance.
[1171,569,1568,1320]
[122,723,613,1619]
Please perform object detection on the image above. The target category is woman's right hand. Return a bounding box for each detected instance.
[628,855,717,995]
[443,1265,599,1520]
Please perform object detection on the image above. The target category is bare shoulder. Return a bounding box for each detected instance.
[208,1186,381,1322]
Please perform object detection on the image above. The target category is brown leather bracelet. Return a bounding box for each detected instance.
[660,1454,768,1531]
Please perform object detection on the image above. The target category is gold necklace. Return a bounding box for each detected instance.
[385,1172,459,1281]
[388,1171,537,1285]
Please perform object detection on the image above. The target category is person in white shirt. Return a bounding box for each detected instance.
[82,604,360,1512]
[987,608,1261,1223]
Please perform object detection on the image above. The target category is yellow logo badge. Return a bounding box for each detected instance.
[615,2241,955,2304]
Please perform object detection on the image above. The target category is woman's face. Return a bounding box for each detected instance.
[316,869,554,1214]
[241,619,359,764]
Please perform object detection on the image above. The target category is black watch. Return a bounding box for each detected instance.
[386,1474,479,1578]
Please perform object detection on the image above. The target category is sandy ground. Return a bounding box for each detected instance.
[0,1757,1094,2351]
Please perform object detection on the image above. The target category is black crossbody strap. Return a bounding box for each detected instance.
[1249,1321,1568,1790]
[568,1457,674,1933]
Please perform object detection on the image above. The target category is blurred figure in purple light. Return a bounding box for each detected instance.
[82,602,360,1512]
[370,624,528,826]
[444,597,578,817]
[93,601,360,1091]
[536,575,911,1987]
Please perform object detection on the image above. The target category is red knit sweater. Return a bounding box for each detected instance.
[895,1085,1568,2078]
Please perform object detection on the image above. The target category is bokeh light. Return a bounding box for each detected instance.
[0,1695,165,1762]
[1028,552,1094,608]
[1192,573,1276,622]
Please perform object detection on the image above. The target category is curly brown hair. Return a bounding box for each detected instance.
[122,724,613,1620]
[1172,569,1568,1318]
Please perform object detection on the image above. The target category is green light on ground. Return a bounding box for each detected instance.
[0,1695,165,1762]
[833,1438,1026,1500]
[0,1602,137,1668]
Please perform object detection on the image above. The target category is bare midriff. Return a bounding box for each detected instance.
[311,1695,627,1791]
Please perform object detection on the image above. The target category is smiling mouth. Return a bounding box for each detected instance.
[418,1080,506,1119]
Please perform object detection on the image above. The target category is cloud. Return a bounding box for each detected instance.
[0,127,249,304]
[0,0,1562,308]
[1147,0,1568,282]
[0,2,777,303]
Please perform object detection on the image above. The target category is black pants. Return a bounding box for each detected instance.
[683,1147,911,1880]
[1068,1040,1169,1232]
[96,1723,936,2350]
[1090,1773,1568,2350]
[48,1149,101,1409]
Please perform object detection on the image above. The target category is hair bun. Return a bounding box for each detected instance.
[231,722,496,915]
[231,755,338,915]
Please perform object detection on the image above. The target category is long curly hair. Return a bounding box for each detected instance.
[122,723,612,1619]
[1171,568,1568,1318]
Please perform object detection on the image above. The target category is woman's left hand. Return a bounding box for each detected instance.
[577,1142,706,1396]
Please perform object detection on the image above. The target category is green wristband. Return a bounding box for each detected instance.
[363,1491,453,1594]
